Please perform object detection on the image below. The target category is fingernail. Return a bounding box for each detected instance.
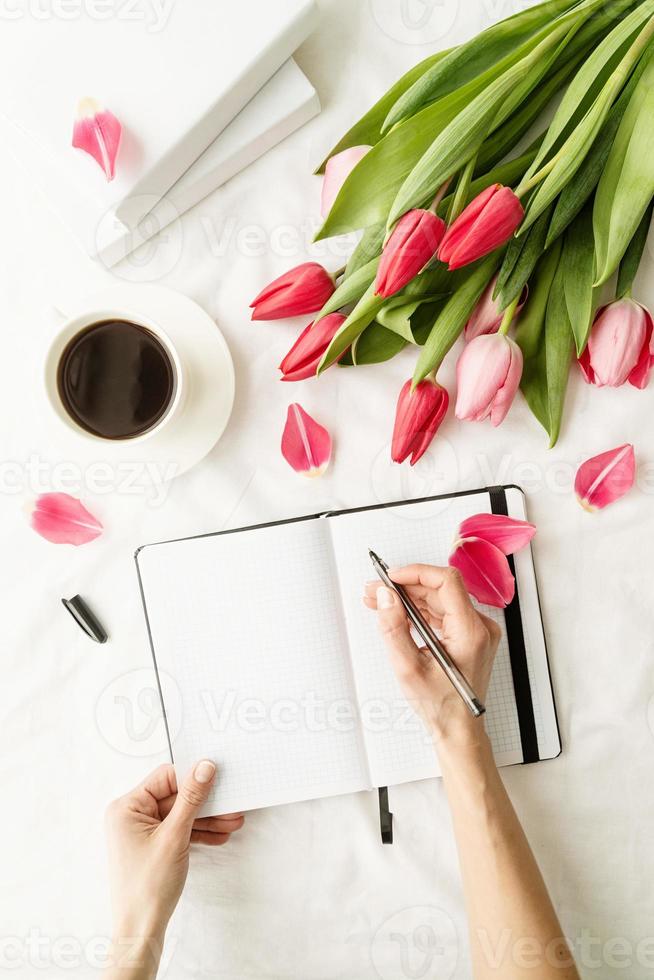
[194,760,216,784]
[377,586,395,609]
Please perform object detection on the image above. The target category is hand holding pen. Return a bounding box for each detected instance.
[363,562,500,744]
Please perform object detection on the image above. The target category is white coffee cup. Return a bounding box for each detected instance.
[44,305,186,444]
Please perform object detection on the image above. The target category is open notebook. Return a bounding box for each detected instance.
[136,486,561,818]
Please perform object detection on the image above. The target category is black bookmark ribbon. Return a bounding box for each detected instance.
[488,487,539,763]
[378,786,393,844]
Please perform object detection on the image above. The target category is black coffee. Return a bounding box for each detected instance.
[57,319,175,440]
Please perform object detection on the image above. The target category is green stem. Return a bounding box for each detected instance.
[498,294,520,335]
[516,12,654,197]
[446,156,477,224]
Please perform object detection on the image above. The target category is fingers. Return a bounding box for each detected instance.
[158,792,244,832]
[140,764,178,801]
[373,586,424,677]
[165,760,217,837]
[190,830,231,847]
[387,565,473,618]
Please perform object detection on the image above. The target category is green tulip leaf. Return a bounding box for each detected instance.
[562,205,598,355]
[521,0,653,183]
[594,51,654,286]
[345,225,385,278]
[351,322,407,365]
[616,198,654,298]
[382,0,581,131]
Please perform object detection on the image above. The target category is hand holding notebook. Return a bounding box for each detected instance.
[136,486,560,818]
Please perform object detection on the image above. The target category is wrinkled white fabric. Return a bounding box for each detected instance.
[1,2,653,978]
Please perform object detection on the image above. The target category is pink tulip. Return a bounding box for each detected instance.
[578,299,654,389]
[321,145,371,217]
[279,313,347,381]
[391,377,449,465]
[72,97,122,181]
[455,333,523,426]
[457,513,535,554]
[574,444,635,512]
[438,184,524,271]
[449,537,515,608]
[375,209,446,298]
[281,404,332,477]
[464,276,528,342]
[251,263,336,321]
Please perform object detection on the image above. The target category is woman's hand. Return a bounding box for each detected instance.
[105,761,244,978]
[364,564,500,747]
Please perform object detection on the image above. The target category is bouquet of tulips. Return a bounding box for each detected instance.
[251,0,654,465]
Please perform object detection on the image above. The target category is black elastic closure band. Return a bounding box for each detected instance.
[488,487,539,764]
[378,787,393,844]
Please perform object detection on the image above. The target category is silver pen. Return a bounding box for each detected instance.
[369,549,485,719]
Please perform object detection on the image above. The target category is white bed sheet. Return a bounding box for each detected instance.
[1,2,653,978]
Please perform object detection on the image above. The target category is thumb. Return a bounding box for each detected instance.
[167,760,216,836]
[375,586,422,675]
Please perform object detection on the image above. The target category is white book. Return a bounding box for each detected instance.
[136,487,561,818]
[0,1,317,233]
[94,60,320,266]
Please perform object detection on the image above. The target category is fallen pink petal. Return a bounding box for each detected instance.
[72,97,122,181]
[30,492,103,545]
[281,404,332,477]
[321,145,371,218]
[449,536,515,608]
[458,513,535,555]
[574,444,635,512]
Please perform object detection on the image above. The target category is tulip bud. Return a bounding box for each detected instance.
[455,333,523,426]
[439,184,524,271]
[579,299,654,389]
[321,145,371,218]
[375,209,446,298]
[464,276,528,342]
[279,313,347,381]
[391,377,449,465]
[251,263,336,321]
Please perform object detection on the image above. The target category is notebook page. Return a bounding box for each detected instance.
[137,517,370,817]
[329,492,532,789]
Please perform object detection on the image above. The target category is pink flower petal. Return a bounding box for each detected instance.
[458,513,535,555]
[72,97,122,181]
[321,145,371,218]
[281,404,332,477]
[449,537,515,608]
[30,493,103,545]
[574,444,635,511]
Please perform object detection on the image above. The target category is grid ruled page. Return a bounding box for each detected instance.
[137,518,370,817]
[328,491,549,789]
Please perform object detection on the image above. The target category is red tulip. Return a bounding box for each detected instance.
[391,377,449,465]
[455,333,523,426]
[375,209,446,298]
[439,184,524,271]
[579,299,654,389]
[279,313,347,381]
[251,263,336,321]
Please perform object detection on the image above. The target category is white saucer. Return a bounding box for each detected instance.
[39,284,235,481]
